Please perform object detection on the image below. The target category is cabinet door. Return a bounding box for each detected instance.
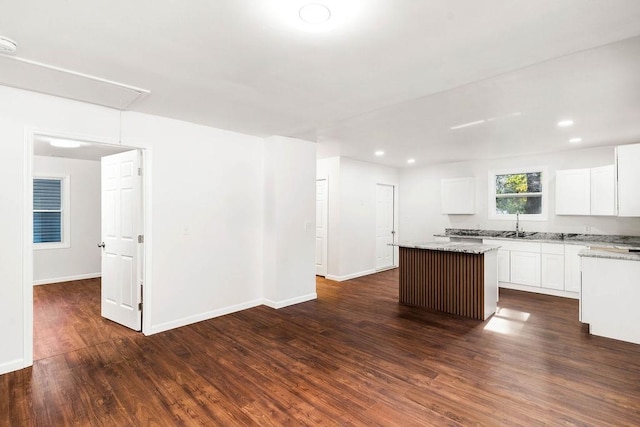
[510,251,541,287]
[556,169,590,215]
[497,249,510,283]
[441,178,475,214]
[564,245,586,293]
[590,165,616,216]
[617,143,640,217]
[541,253,564,290]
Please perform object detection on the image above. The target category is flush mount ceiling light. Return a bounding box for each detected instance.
[407,158,416,164]
[49,138,82,148]
[569,137,582,144]
[557,119,574,128]
[299,3,331,24]
[375,150,384,156]
[0,36,17,54]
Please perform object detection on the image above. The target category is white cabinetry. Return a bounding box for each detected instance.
[510,251,541,287]
[496,250,510,283]
[581,256,640,344]
[590,165,616,216]
[540,243,564,290]
[616,143,640,217]
[441,177,475,214]
[555,168,590,215]
[564,244,587,293]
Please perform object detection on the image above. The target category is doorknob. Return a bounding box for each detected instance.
[97,242,105,248]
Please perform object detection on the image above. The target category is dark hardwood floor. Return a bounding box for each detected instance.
[33,279,138,361]
[3,270,640,425]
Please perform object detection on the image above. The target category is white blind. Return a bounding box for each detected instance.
[34,178,62,243]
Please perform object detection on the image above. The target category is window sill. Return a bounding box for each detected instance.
[34,242,70,250]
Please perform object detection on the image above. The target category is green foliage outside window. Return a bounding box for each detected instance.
[495,172,542,215]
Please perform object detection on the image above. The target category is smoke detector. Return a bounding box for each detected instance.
[0,36,17,54]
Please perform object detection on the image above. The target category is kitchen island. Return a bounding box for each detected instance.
[397,242,500,320]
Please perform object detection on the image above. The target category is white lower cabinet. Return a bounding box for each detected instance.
[564,244,587,293]
[496,250,510,282]
[483,239,580,298]
[510,251,541,287]
[541,253,564,290]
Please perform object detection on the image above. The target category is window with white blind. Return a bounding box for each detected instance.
[33,177,70,248]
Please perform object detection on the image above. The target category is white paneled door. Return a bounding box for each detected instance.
[100,150,142,331]
[376,184,395,270]
[315,179,328,276]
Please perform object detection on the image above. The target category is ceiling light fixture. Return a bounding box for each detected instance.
[299,3,332,24]
[569,137,582,144]
[375,150,384,156]
[407,159,416,164]
[450,119,485,130]
[0,36,17,54]
[49,139,82,148]
[557,120,574,128]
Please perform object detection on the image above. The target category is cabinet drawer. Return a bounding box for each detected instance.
[541,243,564,255]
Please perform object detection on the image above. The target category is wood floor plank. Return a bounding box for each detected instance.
[3,272,640,425]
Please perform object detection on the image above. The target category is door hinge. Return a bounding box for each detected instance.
[138,284,143,311]
[138,302,143,311]
[138,235,144,243]
[138,167,142,176]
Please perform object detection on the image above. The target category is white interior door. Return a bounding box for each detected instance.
[376,184,395,270]
[100,150,142,331]
[315,179,328,276]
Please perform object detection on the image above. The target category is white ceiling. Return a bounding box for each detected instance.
[33,136,133,161]
[2,0,640,167]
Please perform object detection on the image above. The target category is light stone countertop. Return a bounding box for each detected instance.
[578,249,640,262]
[395,241,500,255]
[434,232,640,250]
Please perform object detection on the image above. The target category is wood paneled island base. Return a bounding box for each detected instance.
[398,243,499,320]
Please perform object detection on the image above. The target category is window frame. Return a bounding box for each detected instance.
[488,167,548,221]
[33,175,71,250]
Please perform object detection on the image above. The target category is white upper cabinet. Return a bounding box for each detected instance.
[617,143,640,217]
[441,177,475,214]
[590,165,616,216]
[555,166,616,216]
[555,168,590,215]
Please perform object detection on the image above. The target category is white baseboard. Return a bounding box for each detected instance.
[33,272,102,286]
[263,292,317,309]
[149,298,263,335]
[326,269,376,282]
[0,358,25,375]
[499,282,579,299]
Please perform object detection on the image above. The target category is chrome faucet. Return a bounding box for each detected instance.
[515,212,522,237]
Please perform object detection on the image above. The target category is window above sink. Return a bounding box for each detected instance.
[489,167,548,221]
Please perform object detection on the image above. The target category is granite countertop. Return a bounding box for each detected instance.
[436,228,640,250]
[578,249,640,262]
[395,241,500,254]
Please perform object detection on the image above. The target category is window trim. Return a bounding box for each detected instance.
[488,167,548,221]
[33,175,71,250]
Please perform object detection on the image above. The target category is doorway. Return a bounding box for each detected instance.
[375,183,395,270]
[24,129,151,367]
[315,178,328,276]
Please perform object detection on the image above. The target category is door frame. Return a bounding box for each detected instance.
[22,127,153,369]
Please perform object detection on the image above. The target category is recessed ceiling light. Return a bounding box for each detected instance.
[569,137,582,144]
[299,3,331,24]
[49,138,82,148]
[375,150,384,156]
[407,159,416,164]
[557,120,574,128]
[0,36,17,54]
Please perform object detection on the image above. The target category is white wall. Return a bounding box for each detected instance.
[0,85,316,375]
[318,157,400,280]
[263,136,317,307]
[33,156,101,284]
[399,146,640,241]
